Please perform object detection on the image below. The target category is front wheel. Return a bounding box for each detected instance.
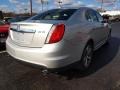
[79,43,94,71]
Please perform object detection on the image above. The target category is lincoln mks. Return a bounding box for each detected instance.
[6,7,111,71]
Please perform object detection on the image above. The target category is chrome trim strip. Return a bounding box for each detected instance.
[10,28,35,33]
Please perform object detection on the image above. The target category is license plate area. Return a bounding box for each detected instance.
[11,31,34,45]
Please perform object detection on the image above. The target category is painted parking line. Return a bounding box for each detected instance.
[0,51,6,54]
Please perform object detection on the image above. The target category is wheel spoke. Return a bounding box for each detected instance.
[83,45,93,68]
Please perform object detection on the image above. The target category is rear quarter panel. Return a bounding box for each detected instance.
[62,10,92,62]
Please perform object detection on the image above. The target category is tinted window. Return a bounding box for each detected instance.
[30,9,77,20]
[85,10,99,22]
[85,11,91,22]
[96,12,103,22]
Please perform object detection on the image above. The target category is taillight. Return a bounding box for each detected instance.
[46,24,65,44]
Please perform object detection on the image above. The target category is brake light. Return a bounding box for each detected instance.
[46,24,65,44]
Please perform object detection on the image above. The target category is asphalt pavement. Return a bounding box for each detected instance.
[0,22,120,90]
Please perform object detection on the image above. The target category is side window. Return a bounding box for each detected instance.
[85,10,99,22]
[96,12,103,22]
[90,11,99,22]
[85,11,92,22]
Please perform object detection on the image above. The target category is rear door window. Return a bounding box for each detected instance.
[85,10,99,22]
[96,12,103,22]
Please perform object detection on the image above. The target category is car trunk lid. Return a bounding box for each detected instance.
[10,22,53,47]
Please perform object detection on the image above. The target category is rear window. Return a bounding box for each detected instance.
[30,9,77,20]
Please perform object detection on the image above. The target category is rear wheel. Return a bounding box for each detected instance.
[79,42,93,71]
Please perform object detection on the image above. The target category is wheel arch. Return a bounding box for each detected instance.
[87,39,94,50]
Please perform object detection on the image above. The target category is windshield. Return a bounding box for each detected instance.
[30,9,77,20]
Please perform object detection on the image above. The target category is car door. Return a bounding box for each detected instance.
[96,12,109,40]
[85,10,107,45]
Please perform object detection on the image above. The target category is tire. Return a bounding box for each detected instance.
[79,42,94,71]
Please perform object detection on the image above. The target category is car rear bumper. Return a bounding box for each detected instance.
[6,38,76,69]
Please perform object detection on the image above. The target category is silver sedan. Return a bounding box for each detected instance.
[6,7,111,71]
